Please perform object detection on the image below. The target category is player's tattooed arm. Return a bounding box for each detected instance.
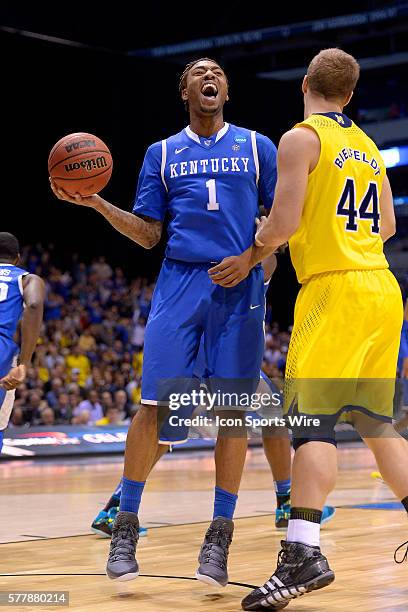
[93,202,162,249]
[49,179,162,249]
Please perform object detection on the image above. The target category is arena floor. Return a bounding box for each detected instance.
[1,445,407,611]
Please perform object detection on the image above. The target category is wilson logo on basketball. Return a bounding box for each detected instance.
[64,156,108,173]
[64,139,96,153]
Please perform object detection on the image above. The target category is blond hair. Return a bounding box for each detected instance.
[307,48,360,101]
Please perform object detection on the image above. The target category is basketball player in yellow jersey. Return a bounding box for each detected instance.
[242,49,408,611]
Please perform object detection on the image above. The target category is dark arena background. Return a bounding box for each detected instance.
[1,2,408,611]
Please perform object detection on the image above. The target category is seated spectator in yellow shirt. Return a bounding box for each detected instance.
[96,406,124,426]
[65,345,91,387]
[78,328,97,353]
[132,350,143,377]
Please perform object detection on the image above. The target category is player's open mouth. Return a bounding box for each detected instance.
[201,82,218,99]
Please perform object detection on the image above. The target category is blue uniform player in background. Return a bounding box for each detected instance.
[0,233,45,452]
[51,57,278,588]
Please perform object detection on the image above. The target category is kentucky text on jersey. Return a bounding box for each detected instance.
[133,123,277,263]
[334,148,381,175]
[169,157,250,177]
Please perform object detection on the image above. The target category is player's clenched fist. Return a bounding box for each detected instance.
[0,364,27,391]
[208,249,252,288]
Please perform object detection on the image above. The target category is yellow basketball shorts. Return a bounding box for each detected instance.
[284,269,403,421]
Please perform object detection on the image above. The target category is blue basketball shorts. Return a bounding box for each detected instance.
[0,336,18,432]
[142,257,265,409]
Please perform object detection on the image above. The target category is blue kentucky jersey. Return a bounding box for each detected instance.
[0,264,27,342]
[133,123,277,263]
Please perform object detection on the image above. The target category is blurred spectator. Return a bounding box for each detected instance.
[8,407,28,428]
[23,391,48,424]
[39,407,56,426]
[101,391,114,413]
[65,345,91,387]
[72,409,91,426]
[73,390,103,425]
[78,328,97,354]
[114,389,130,419]
[131,316,146,350]
[96,406,125,426]
[54,392,73,423]
[46,378,64,408]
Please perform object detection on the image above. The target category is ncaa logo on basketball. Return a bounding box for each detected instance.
[64,139,96,153]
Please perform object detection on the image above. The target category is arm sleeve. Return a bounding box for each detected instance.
[132,141,168,221]
[256,133,277,209]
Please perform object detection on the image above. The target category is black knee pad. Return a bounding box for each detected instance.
[293,437,337,452]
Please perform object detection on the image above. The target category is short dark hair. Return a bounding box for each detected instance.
[0,232,19,261]
[179,57,226,110]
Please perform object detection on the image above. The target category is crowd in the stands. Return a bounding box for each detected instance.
[9,245,293,428]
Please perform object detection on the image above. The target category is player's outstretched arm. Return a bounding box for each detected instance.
[379,174,396,242]
[49,179,162,249]
[255,127,318,250]
[0,274,45,391]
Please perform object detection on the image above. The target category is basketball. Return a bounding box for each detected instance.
[48,132,113,196]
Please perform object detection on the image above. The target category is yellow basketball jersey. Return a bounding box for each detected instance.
[289,112,388,284]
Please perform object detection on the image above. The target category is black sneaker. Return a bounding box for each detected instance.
[106,511,140,581]
[241,540,335,610]
[195,517,234,587]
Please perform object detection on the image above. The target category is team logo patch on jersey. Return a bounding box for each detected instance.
[335,114,345,125]
[234,136,247,143]
[204,140,212,146]
[232,144,240,151]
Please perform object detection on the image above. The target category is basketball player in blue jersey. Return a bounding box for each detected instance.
[50,57,279,586]
[0,233,45,449]
[91,254,334,539]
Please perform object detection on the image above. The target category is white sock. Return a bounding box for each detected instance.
[287,519,320,547]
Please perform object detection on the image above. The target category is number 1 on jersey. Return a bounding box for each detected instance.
[206,179,220,211]
[0,282,9,302]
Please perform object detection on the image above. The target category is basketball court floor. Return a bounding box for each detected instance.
[1,444,407,611]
